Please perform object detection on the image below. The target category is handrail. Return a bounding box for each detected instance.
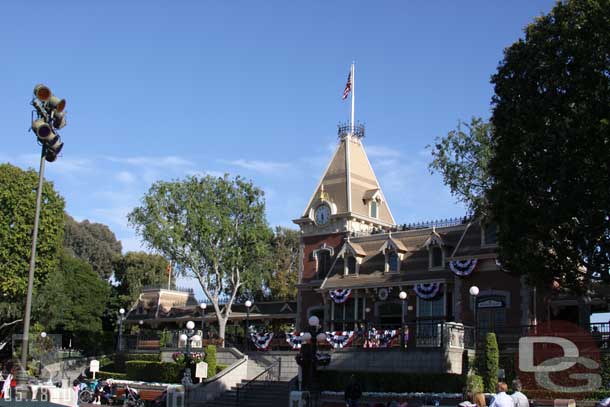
[235,356,282,406]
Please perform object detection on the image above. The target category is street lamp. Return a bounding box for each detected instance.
[181,320,199,385]
[137,320,144,350]
[244,300,253,350]
[199,303,207,339]
[17,84,69,390]
[399,291,408,349]
[469,286,480,345]
[296,315,329,401]
[38,332,47,379]
[117,308,126,352]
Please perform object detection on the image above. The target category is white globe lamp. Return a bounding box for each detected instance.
[469,286,480,296]
[399,291,408,300]
[186,320,195,330]
[308,315,320,327]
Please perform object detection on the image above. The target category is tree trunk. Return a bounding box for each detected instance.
[218,316,227,347]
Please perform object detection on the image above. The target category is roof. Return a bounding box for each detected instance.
[319,220,497,290]
[299,135,395,226]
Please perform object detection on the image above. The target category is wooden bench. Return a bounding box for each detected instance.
[137,340,160,350]
[112,388,163,402]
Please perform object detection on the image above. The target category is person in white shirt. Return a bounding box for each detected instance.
[489,382,515,407]
[511,379,529,407]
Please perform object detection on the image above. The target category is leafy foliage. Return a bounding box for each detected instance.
[128,174,272,341]
[483,333,499,393]
[467,374,484,394]
[204,344,217,378]
[34,250,111,354]
[489,0,610,290]
[428,118,494,216]
[64,214,122,279]
[113,251,171,306]
[0,163,65,321]
[265,227,299,301]
[125,360,183,383]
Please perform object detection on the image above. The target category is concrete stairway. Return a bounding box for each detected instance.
[202,379,291,407]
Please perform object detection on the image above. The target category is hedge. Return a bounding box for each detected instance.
[467,375,484,394]
[125,361,183,383]
[216,364,228,374]
[316,371,466,393]
[114,353,160,371]
[97,371,128,380]
[204,345,217,379]
[524,389,610,401]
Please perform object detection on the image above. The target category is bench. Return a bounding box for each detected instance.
[137,340,160,350]
[111,388,163,402]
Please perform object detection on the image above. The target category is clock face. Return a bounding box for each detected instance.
[315,204,331,225]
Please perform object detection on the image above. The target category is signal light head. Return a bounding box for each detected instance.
[45,136,64,162]
[32,119,54,142]
[33,84,52,102]
[53,111,67,129]
[47,95,66,113]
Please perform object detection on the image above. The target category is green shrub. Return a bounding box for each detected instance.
[601,353,610,390]
[483,333,499,393]
[467,375,484,394]
[317,371,465,393]
[216,364,228,374]
[125,353,160,362]
[97,371,128,380]
[159,329,172,348]
[125,361,184,383]
[204,345,217,379]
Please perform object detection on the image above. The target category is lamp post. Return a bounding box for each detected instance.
[469,286,480,345]
[38,332,47,379]
[199,303,207,339]
[399,291,408,349]
[117,308,126,352]
[244,300,252,350]
[297,315,328,404]
[179,321,201,386]
[17,84,68,391]
[137,320,143,350]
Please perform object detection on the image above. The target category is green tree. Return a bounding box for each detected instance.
[428,117,494,216]
[35,250,111,354]
[114,251,173,306]
[0,163,65,322]
[489,0,610,291]
[128,175,272,342]
[64,214,122,279]
[266,227,299,301]
[483,333,499,393]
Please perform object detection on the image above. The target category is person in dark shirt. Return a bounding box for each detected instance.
[344,375,362,407]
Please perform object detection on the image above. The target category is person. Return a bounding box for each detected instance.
[511,380,529,407]
[344,374,362,407]
[1,369,12,399]
[489,382,514,407]
[473,391,487,407]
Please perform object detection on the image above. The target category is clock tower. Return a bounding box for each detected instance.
[292,124,395,328]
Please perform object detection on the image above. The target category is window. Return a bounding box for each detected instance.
[388,252,399,272]
[316,250,332,279]
[417,295,445,318]
[370,200,378,218]
[483,223,498,246]
[430,246,443,268]
[345,255,357,275]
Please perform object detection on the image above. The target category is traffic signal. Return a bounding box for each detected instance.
[31,84,67,162]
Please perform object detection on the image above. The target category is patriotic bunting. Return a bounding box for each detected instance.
[285,332,305,350]
[329,289,352,304]
[449,259,478,277]
[364,328,398,348]
[250,332,273,351]
[414,282,441,299]
[324,331,354,349]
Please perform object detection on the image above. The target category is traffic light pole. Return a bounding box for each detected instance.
[16,146,46,388]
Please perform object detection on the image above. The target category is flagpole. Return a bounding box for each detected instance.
[167,260,171,290]
[350,62,355,133]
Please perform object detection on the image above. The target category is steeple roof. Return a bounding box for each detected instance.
[301,134,395,227]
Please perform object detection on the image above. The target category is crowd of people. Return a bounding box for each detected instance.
[341,378,530,407]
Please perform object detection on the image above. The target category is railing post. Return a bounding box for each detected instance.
[278,358,282,382]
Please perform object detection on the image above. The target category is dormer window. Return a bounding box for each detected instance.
[387,251,400,273]
[370,200,378,218]
[345,255,358,276]
[482,222,498,246]
[429,244,444,270]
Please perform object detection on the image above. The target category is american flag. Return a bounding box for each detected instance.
[342,70,352,100]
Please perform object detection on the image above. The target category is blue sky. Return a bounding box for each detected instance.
[10,1,603,308]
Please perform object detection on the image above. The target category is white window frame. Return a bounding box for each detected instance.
[385,250,401,273]
[369,199,379,219]
[313,246,334,280]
